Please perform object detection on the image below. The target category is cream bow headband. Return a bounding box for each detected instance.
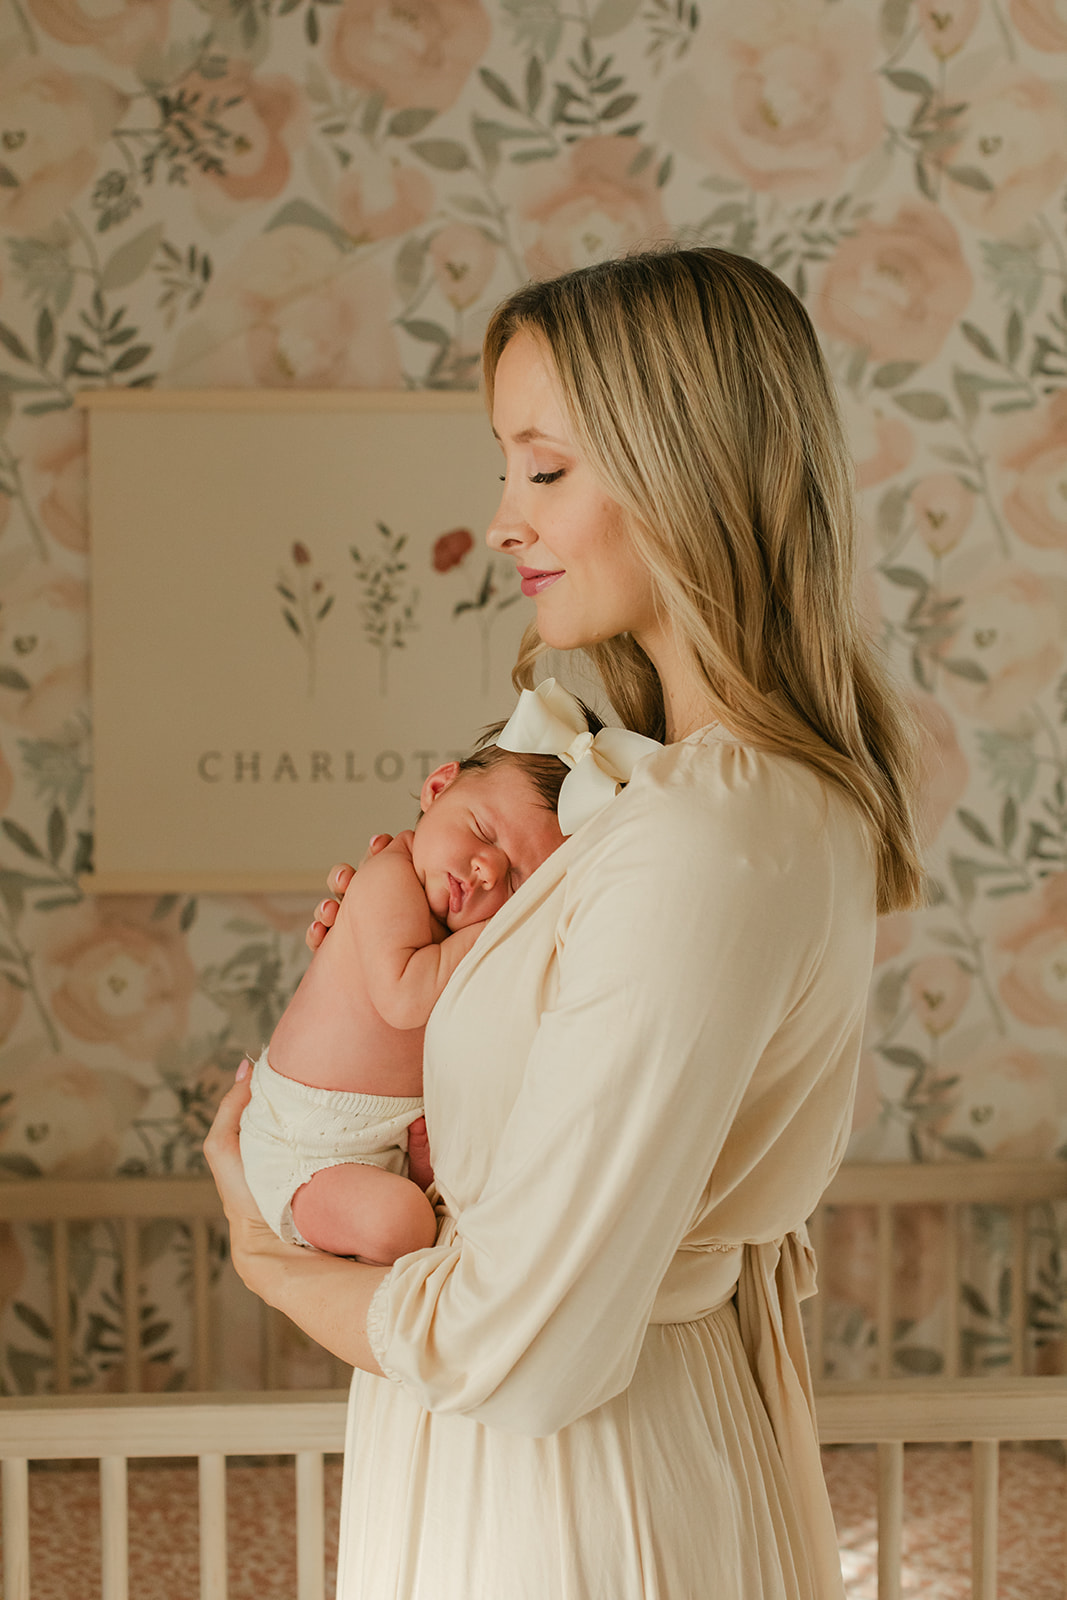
[496,678,662,836]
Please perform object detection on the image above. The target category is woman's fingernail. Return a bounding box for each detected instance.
[236,1059,251,1082]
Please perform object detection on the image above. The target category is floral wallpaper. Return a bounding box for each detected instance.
[1,0,1067,1390]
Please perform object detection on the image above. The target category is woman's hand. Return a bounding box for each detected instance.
[203,1063,295,1298]
[305,839,393,951]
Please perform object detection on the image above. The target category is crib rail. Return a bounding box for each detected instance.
[0,1389,348,1600]
[3,1382,1067,1600]
[807,1160,1067,1382]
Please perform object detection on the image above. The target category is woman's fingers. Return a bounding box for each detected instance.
[203,1064,260,1224]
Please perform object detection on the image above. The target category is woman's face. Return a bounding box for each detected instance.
[487,331,659,655]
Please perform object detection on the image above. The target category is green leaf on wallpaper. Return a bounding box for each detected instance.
[945,165,994,192]
[942,658,989,683]
[395,234,429,298]
[876,485,909,545]
[411,139,469,171]
[401,319,449,346]
[387,108,438,138]
[884,68,934,97]
[1,820,42,860]
[479,67,521,110]
[0,666,30,692]
[942,1135,987,1161]
[872,965,907,1029]
[895,1346,943,1377]
[1005,310,1023,365]
[526,54,544,112]
[882,566,929,592]
[1001,796,1019,850]
[589,0,642,36]
[0,323,31,364]
[871,361,919,389]
[879,1045,927,1072]
[980,239,1043,315]
[879,0,911,49]
[500,0,564,60]
[894,390,950,421]
[961,321,998,362]
[100,223,166,293]
[266,200,353,252]
[957,808,996,849]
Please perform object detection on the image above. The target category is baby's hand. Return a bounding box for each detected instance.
[305,842,391,951]
[407,1116,434,1192]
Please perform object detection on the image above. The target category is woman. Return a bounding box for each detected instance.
[206,246,922,1599]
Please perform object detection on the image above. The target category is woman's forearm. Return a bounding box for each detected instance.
[232,1216,388,1374]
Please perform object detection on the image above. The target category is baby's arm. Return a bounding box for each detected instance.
[353,834,483,1030]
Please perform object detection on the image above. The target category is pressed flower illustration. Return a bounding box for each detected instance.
[435,530,521,693]
[350,522,419,695]
[276,541,335,696]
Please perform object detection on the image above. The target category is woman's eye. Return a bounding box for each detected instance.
[530,470,563,485]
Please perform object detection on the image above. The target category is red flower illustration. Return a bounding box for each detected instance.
[433,528,473,573]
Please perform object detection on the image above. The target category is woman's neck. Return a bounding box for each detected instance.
[642,630,716,743]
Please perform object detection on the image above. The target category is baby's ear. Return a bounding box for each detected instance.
[419,761,461,812]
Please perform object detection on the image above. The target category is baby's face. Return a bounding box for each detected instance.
[412,763,564,930]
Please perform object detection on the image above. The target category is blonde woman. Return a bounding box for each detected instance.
[206,247,922,1599]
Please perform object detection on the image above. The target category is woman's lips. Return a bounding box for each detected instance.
[518,566,564,597]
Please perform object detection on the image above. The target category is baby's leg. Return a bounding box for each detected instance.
[290,1163,436,1264]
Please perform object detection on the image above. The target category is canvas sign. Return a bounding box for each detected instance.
[84,392,529,890]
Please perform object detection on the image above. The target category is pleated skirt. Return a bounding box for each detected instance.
[335,1299,831,1600]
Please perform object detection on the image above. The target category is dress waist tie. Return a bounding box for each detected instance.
[735,1229,845,1600]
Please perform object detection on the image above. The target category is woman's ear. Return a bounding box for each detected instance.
[419,761,461,813]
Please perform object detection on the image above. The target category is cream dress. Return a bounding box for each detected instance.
[336,725,876,1600]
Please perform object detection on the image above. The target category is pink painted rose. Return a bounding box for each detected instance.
[10,409,88,554]
[1010,0,1067,49]
[0,1057,147,1176]
[936,565,1067,728]
[432,527,473,572]
[935,1033,1060,1158]
[848,402,915,489]
[517,136,669,280]
[814,202,972,363]
[659,0,882,198]
[41,899,197,1062]
[993,873,1067,1029]
[908,692,969,848]
[911,472,975,556]
[908,954,971,1035]
[917,0,980,56]
[430,223,497,310]
[329,0,490,111]
[173,228,402,389]
[0,559,88,737]
[942,66,1067,237]
[336,156,434,244]
[998,391,1067,552]
[183,64,305,207]
[26,0,171,66]
[0,59,127,235]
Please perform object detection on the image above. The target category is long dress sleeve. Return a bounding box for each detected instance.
[366,733,877,1437]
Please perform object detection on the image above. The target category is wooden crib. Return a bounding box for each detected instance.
[2,1161,1067,1600]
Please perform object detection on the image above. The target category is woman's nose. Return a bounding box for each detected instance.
[487,482,531,553]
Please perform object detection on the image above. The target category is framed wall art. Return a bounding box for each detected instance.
[82,390,532,892]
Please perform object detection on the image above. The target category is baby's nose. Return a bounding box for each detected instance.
[474,844,507,889]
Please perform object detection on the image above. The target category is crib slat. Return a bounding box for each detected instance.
[52,1220,71,1394]
[944,1204,959,1380]
[121,1217,140,1393]
[876,1439,903,1600]
[971,1439,998,1600]
[876,1205,893,1380]
[191,1218,212,1390]
[1009,1208,1027,1376]
[199,1452,228,1600]
[100,1454,129,1600]
[295,1451,325,1600]
[2,1457,30,1600]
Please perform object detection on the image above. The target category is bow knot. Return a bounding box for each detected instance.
[496,678,662,836]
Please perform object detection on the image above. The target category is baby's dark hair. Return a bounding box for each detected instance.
[457,702,605,813]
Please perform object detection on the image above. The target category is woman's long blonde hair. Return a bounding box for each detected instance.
[483,247,923,914]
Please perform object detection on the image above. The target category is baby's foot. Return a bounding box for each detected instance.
[408,1116,434,1191]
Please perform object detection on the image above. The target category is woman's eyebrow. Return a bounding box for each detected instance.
[490,425,569,445]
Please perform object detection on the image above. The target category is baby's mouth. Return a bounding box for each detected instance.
[447,873,466,917]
